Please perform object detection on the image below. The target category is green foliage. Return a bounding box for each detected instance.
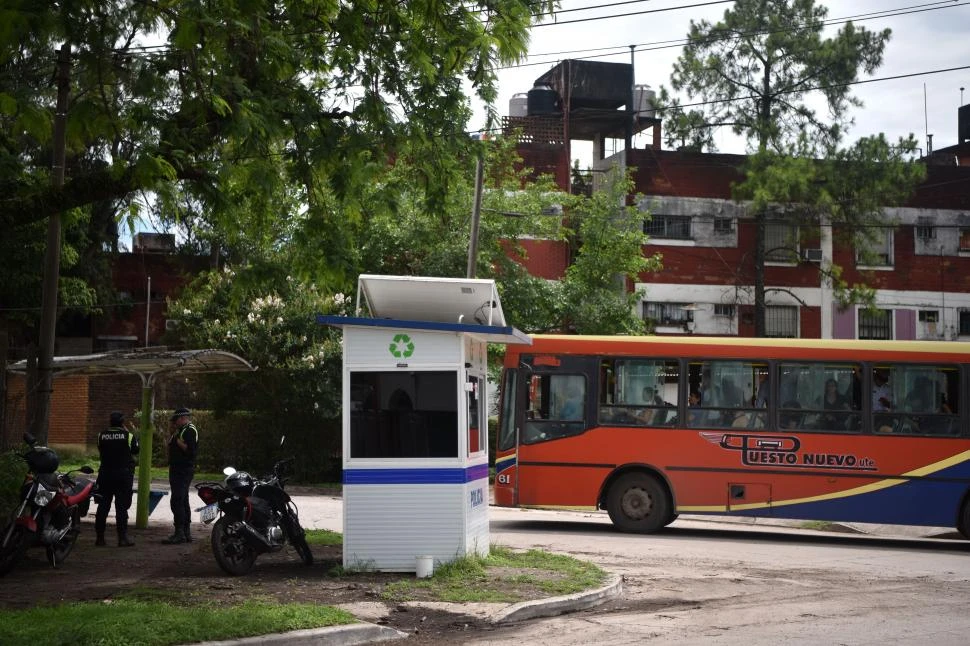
[357,139,654,335]
[0,451,25,520]
[1,1,555,234]
[0,599,355,646]
[561,168,661,335]
[165,266,346,480]
[304,529,343,547]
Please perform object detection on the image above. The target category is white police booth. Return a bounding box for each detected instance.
[318,275,530,573]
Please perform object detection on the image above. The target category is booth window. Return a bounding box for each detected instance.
[349,371,459,458]
[466,375,485,456]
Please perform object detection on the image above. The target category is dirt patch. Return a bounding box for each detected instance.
[0,522,547,644]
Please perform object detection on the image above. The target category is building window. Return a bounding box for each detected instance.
[916,226,935,240]
[856,228,894,266]
[960,229,970,252]
[765,223,799,262]
[960,311,970,336]
[713,217,734,233]
[765,306,798,338]
[714,304,736,318]
[859,309,892,340]
[644,215,691,240]
[643,302,692,327]
[918,310,939,323]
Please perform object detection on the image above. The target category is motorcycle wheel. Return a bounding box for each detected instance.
[46,508,81,568]
[291,531,313,566]
[0,524,29,577]
[211,516,257,576]
[285,513,313,566]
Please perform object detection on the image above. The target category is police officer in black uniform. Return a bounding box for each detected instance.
[95,411,139,547]
[162,407,198,545]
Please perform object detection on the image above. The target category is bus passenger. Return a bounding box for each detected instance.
[940,393,954,414]
[872,370,892,411]
[818,378,850,429]
[754,372,769,407]
[779,401,802,430]
[682,390,701,427]
[558,387,583,421]
[633,386,667,425]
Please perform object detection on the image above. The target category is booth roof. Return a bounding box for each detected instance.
[356,274,509,327]
[317,314,531,345]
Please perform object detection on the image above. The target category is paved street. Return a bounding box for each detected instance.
[137,487,970,645]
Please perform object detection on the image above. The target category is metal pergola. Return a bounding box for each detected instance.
[7,349,255,528]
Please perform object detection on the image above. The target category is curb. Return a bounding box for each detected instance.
[489,573,624,624]
[188,623,407,646]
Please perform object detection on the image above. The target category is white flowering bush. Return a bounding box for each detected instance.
[165,264,353,478]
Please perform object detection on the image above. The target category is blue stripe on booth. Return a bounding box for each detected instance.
[344,464,489,485]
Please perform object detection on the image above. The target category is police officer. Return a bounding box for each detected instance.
[162,407,198,545]
[95,411,139,547]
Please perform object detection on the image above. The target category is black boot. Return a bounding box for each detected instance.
[118,531,135,547]
[95,531,106,547]
[161,529,186,545]
[182,524,192,543]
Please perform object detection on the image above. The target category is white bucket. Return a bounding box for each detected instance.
[415,555,434,578]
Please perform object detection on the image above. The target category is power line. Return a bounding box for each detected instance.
[467,62,970,137]
[657,64,970,112]
[533,0,734,26]
[512,0,970,67]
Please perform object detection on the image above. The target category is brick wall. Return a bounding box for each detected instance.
[2,371,206,452]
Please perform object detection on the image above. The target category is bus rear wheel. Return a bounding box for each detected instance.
[607,472,669,533]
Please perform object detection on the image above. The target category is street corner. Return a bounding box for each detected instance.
[489,573,624,624]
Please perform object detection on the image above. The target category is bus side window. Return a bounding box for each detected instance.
[523,373,587,443]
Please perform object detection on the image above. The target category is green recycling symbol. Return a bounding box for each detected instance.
[389,333,415,359]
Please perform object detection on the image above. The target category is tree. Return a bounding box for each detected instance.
[0,1,555,332]
[1,1,554,439]
[657,0,925,335]
[355,138,660,334]
[164,141,658,467]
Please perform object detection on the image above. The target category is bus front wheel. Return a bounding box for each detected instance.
[606,472,669,533]
[958,499,970,540]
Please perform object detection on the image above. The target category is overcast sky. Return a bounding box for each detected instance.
[470,0,970,163]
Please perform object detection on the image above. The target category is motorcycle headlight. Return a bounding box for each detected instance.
[33,484,55,506]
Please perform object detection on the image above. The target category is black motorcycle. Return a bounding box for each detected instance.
[195,457,313,575]
[0,433,95,576]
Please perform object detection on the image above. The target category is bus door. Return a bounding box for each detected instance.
[495,355,598,507]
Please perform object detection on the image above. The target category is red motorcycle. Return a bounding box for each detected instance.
[0,433,95,576]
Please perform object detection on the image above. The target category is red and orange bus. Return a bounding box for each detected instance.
[493,335,970,537]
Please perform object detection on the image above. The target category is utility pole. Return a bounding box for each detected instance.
[34,43,71,444]
[466,150,485,279]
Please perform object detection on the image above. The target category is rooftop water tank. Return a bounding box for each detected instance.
[509,92,529,118]
[634,84,657,119]
[527,83,560,116]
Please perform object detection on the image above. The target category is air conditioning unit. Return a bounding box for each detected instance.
[164,319,178,331]
[802,248,823,262]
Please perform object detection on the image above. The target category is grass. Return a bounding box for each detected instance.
[0,599,356,646]
[305,528,343,546]
[57,455,223,484]
[0,529,605,643]
[380,544,607,603]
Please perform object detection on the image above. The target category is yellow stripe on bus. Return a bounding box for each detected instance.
[678,449,970,513]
